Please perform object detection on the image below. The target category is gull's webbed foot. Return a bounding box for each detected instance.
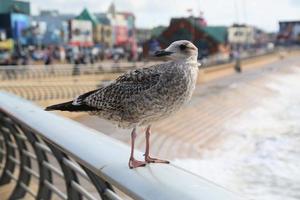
[145,156,170,164]
[128,158,147,169]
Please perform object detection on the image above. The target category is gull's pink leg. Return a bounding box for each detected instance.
[144,125,170,164]
[128,128,147,169]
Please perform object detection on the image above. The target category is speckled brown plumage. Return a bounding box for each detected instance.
[45,40,200,168]
[46,41,200,129]
[79,60,197,127]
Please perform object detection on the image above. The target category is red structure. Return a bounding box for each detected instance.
[144,17,228,58]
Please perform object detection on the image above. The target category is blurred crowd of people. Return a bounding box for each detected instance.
[0,45,144,66]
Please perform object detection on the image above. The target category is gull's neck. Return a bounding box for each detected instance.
[181,55,198,64]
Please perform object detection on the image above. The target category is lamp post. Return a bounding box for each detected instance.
[187,9,194,43]
[234,27,242,73]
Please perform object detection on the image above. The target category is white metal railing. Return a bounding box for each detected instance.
[0,92,241,200]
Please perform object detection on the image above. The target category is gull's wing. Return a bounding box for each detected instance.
[45,62,174,112]
[82,65,164,110]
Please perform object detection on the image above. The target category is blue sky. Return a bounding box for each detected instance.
[30,0,300,32]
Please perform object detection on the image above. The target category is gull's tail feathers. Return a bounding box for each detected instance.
[45,101,97,112]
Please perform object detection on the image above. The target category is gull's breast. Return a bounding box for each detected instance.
[139,65,199,125]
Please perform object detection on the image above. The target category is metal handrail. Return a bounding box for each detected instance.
[0,92,241,200]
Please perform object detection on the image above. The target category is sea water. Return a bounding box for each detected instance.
[175,67,300,200]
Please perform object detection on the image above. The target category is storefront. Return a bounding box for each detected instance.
[0,13,30,45]
[68,19,93,47]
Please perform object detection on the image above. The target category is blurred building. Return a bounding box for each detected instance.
[94,13,113,47]
[76,9,112,47]
[228,25,255,45]
[151,26,167,38]
[136,28,152,45]
[0,0,31,46]
[107,3,137,56]
[278,21,300,45]
[0,0,30,15]
[143,17,228,58]
[68,19,93,47]
[228,24,269,48]
[136,26,168,45]
[30,10,75,45]
[254,28,271,47]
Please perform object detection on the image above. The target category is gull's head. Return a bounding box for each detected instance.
[154,40,198,61]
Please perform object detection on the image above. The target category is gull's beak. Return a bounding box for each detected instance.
[154,50,174,57]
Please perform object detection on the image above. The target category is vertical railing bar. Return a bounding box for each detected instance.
[7,141,18,149]
[62,158,89,180]
[0,148,5,155]
[35,142,52,154]
[0,132,4,173]
[14,133,28,141]
[8,155,20,165]
[0,134,3,155]
[5,170,36,198]
[23,166,39,179]
[42,161,64,178]
[19,182,37,198]
[0,127,10,133]
[104,189,124,200]
[71,181,98,200]
[81,165,115,200]
[5,169,18,181]
[46,142,82,200]
[22,149,37,160]
[44,180,68,200]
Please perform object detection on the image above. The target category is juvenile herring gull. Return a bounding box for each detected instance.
[46,40,200,169]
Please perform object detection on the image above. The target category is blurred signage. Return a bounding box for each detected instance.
[0,13,29,45]
[115,26,128,44]
[0,29,6,40]
[11,13,30,45]
[0,39,14,50]
[69,19,93,46]
[279,21,300,42]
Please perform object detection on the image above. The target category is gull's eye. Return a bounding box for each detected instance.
[179,44,187,50]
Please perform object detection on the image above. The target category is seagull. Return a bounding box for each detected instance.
[46,40,200,169]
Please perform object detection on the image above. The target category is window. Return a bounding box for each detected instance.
[234,31,243,36]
